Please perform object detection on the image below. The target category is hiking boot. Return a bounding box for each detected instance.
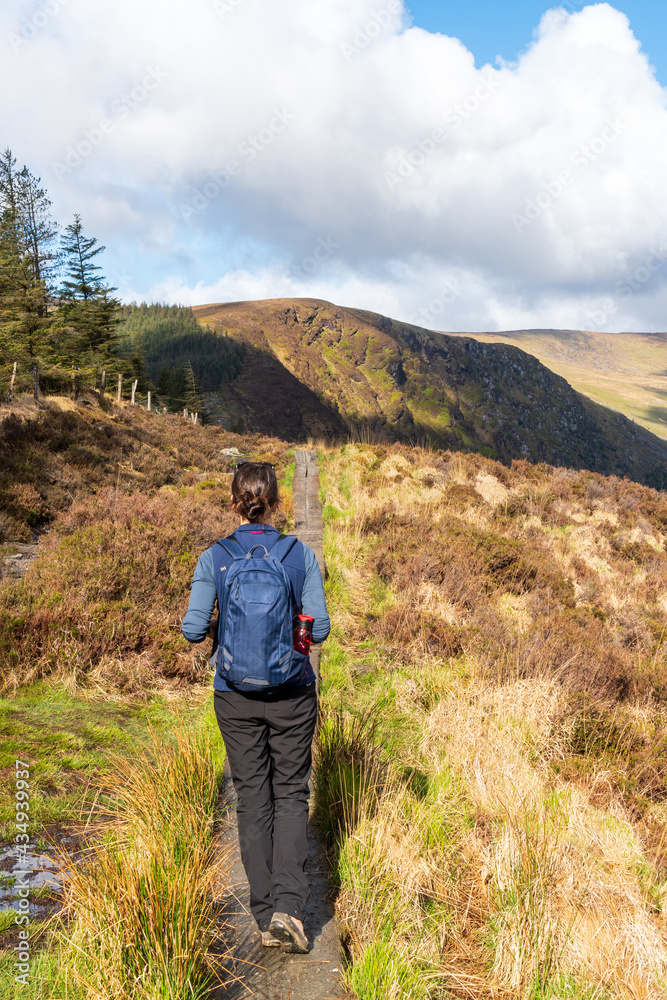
[268,912,309,953]
[261,930,281,947]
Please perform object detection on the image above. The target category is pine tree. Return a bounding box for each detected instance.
[0,148,51,366]
[56,215,121,379]
[16,165,58,302]
[59,214,106,301]
[183,360,206,419]
[128,344,152,394]
[156,364,186,411]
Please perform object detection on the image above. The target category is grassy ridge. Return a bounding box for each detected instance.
[314,443,667,998]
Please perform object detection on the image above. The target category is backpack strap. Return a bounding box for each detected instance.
[214,536,244,564]
[268,534,300,616]
[269,534,299,563]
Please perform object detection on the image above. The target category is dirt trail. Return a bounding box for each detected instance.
[210,449,346,999]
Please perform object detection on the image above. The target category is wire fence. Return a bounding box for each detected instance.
[0,361,201,424]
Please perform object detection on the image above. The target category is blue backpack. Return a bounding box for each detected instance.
[212,534,307,692]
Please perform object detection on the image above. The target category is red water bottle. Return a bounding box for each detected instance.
[293,615,314,655]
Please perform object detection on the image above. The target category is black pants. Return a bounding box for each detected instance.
[214,683,318,931]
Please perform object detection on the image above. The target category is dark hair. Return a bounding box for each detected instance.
[231,462,279,522]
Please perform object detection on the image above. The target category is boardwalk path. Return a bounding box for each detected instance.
[211,450,345,999]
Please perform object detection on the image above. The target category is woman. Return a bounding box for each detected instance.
[181,461,330,953]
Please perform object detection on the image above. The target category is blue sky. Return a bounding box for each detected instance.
[2,0,667,332]
[406,1,665,82]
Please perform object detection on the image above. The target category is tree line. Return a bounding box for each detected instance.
[0,147,120,399]
[116,303,245,415]
[0,148,244,415]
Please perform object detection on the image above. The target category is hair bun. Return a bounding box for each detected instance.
[244,496,269,520]
[231,462,280,523]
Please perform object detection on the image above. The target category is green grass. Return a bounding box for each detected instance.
[349,936,440,1000]
[0,947,71,999]
[0,705,227,1000]
[279,456,295,494]
[0,910,21,936]
[530,973,613,999]
[0,680,215,838]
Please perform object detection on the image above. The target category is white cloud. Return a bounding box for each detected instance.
[1,0,666,331]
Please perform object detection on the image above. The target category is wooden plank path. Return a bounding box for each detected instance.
[210,450,346,999]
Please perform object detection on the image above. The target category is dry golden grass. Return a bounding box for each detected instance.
[53,726,231,1000]
[317,441,667,999]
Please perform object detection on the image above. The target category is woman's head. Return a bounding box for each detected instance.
[231,462,279,523]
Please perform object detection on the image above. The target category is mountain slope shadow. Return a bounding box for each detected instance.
[206,343,348,440]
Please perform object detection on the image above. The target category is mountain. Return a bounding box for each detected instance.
[444,328,667,442]
[192,298,667,488]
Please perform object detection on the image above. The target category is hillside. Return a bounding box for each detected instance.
[0,395,293,684]
[193,298,667,489]
[317,441,667,998]
[2,397,667,997]
[0,396,296,998]
[445,327,667,441]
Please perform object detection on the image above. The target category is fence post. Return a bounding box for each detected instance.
[72,372,79,402]
[147,391,151,412]
[193,412,198,425]
[117,374,122,403]
[183,407,188,419]
[99,367,106,403]
[9,361,17,403]
[32,363,39,401]
[131,380,138,405]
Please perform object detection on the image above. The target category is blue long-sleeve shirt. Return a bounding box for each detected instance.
[181,524,330,691]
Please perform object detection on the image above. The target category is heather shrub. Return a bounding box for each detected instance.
[0,399,292,540]
[0,399,294,690]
